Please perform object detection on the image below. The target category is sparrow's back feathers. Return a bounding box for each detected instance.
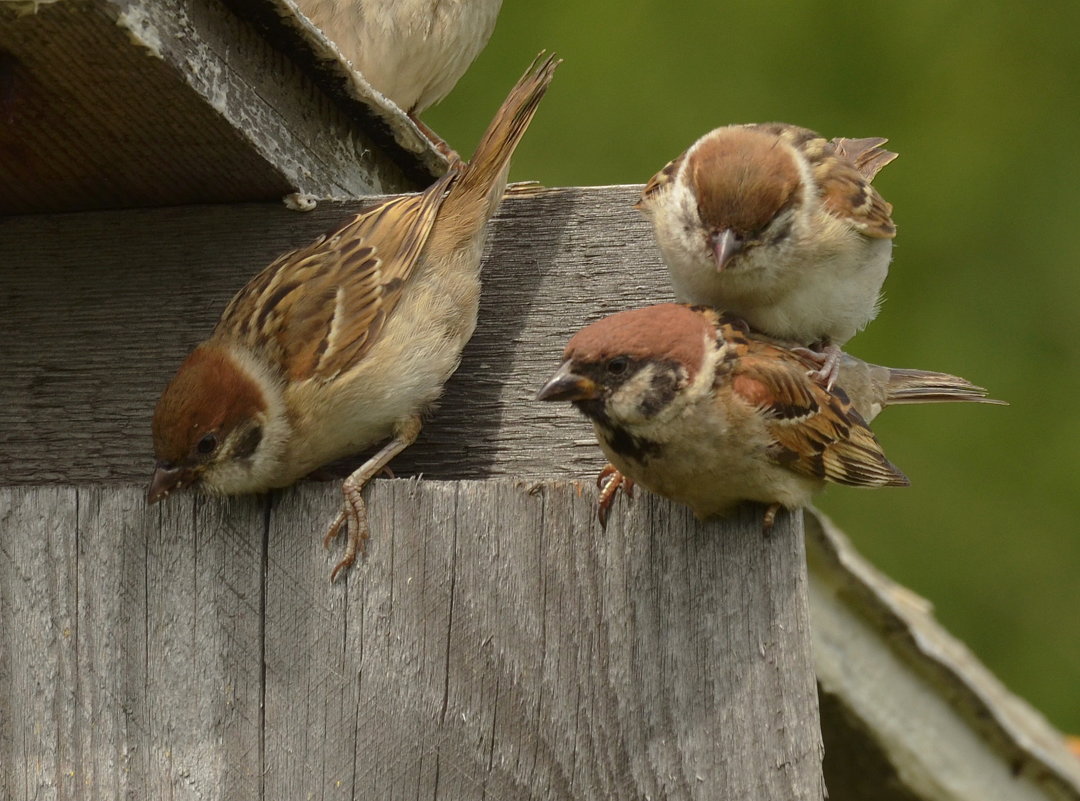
[217,176,454,382]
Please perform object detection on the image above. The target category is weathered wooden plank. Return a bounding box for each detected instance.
[0,486,268,800]
[0,480,825,800]
[0,0,438,215]
[145,489,266,800]
[0,486,78,801]
[273,479,821,800]
[806,508,1080,801]
[261,485,356,798]
[71,486,150,800]
[0,185,668,486]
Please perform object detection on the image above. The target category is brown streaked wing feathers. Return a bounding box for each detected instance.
[216,172,456,381]
[744,123,896,239]
[728,341,909,488]
[815,137,896,238]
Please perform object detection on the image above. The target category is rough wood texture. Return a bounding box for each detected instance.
[0,185,669,486]
[806,508,1080,801]
[0,480,825,801]
[0,0,441,214]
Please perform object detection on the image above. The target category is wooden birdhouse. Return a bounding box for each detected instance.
[2,1,1079,799]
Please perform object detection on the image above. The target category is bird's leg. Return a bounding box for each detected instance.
[408,112,461,164]
[323,415,422,582]
[596,464,634,529]
[791,341,843,391]
[762,502,782,533]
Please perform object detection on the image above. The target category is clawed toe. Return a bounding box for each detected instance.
[596,464,634,529]
[324,495,369,583]
[792,344,842,391]
[762,502,782,533]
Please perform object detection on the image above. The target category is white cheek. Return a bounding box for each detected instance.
[605,367,654,425]
[648,185,706,260]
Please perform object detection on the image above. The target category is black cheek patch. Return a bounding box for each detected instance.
[764,213,794,246]
[604,425,663,464]
[232,425,263,462]
[639,369,680,418]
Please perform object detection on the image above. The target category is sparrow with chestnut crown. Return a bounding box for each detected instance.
[538,304,1003,527]
[636,123,898,388]
[149,54,559,580]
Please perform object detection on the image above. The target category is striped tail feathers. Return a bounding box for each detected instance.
[457,52,560,198]
[836,356,1006,424]
[884,367,1008,407]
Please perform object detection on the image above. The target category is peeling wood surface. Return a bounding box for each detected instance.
[0,0,438,214]
[0,480,825,801]
[0,185,667,486]
[806,508,1080,801]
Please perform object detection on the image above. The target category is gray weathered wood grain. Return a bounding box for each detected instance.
[806,508,1080,801]
[0,185,668,486]
[0,480,825,801]
[0,486,269,800]
[0,486,78,800]
[0,0,438,215]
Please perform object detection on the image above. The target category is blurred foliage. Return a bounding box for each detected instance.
[426,1,1080,732]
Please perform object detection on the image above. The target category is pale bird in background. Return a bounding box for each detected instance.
[538,304,1004,528]
[295,0,503,153]
[636,123,898,388]
[149,54,559,581]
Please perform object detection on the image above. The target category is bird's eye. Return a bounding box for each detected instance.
[607,356,630,376]
[196,433,219,455]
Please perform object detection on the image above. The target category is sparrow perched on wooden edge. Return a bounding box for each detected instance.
[636,123,898,388]
[295,0,503,156]
[149,53,560,580]
[537,303,1004,529]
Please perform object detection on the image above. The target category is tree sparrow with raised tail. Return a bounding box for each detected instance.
[149,54,560,581]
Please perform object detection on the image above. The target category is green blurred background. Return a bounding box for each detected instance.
[426,2,1080,732]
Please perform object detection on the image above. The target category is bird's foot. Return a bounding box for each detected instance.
[321,416,421,582]
[792,343,843,391]
[762,502,782,533]
[596,464,634,529]
[323,478,370,582]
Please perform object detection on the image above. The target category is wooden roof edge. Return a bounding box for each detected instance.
[219,0,449,185]
[806,507,1080,800]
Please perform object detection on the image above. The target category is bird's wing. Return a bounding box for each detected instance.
[727,340,909,488]
[216,172,456,382]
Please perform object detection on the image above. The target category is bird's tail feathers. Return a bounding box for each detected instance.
[885,368,1007,406]
[457,52,560,198]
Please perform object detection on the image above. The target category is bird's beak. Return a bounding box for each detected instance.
[711,229,742,271]
[536,361,600,402]
[147,463,198,504]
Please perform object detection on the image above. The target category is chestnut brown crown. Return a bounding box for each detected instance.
[690,127,802,237]
[151,344,266,470]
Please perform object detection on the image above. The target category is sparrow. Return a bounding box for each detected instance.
[635,123,898,387]
[295,0,503,153]
[537,304,1004,528]
[149,53,559,581]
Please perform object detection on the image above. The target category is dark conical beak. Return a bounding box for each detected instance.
[536,361,600,402]
[711,229,742,271]
[147,463,197,504]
